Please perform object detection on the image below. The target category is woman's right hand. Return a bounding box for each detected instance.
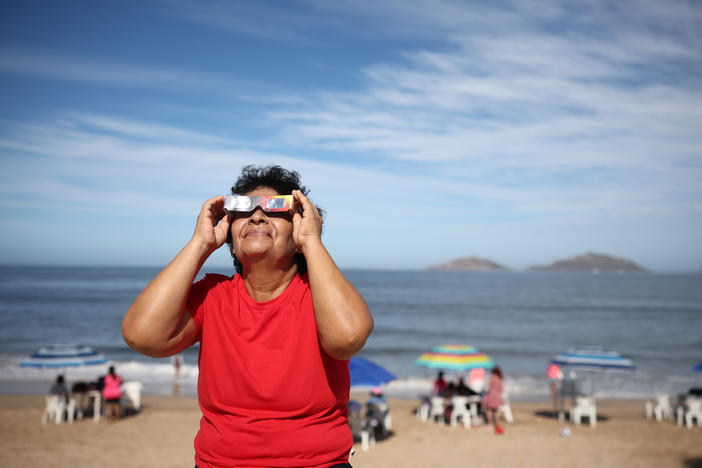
[192,195,232,254]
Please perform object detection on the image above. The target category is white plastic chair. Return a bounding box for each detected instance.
[677,397,702,429]
[498,392,514,424]
[348,401,374,451]
[383,406,392,432]
[572,395,597,427]
[42,396,75,424]
[428,396,446,425]
[646,394,673,421]
[449,396,472,429]
[121,381,143,412]
[417,397,429,422]
[42,395,62,424]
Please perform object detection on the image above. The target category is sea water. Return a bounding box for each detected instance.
[0,266,700,399]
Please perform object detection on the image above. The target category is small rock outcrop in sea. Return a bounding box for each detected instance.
[428,256,509,271]
[528,252,647,272]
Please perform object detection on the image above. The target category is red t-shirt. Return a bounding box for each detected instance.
[187,273,351,468]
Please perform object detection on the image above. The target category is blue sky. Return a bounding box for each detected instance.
[1,0,701,272]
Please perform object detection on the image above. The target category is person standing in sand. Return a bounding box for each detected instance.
[102,366,122,420]
[483,366,505,434]
[172,353,183,379]
[122,165,373,468]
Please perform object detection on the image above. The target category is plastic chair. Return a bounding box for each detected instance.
[417,397,430,422]
[646,394,673,421]
[42,395,62,424]
[572,395,597,427]
[366,402,390,439]
[449,396,471,429]
[121,381,143,412]
[677,397,702,429]
[498,392,514,424]
[348,401,374,451]
[42,396,75,424]
[428,396,446,425]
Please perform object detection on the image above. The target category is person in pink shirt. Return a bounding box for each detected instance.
[102,366,122,420]
[483,366,505,434]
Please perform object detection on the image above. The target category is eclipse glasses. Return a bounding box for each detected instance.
[223,194,294,213]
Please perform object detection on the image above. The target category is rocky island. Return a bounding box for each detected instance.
[528,252,647,272]
[429,256,509,271]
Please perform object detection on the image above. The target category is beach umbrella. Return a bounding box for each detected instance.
[349,356,396,387]
[415,344,495,372]
[694,361,702,372]
[551,347,635,372]
[550,347,634,397]
[20,342,108,368]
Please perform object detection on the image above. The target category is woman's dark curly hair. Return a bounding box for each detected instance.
[225,165,324,275]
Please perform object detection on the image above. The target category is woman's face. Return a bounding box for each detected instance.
[229,186,297,270]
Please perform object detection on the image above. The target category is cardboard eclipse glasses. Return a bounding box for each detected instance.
[223,194,295,214]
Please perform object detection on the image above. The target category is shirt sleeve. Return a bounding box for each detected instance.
[186,273,231,341]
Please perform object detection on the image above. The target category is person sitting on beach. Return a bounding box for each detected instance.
[122,165,373,468]
[441,381,457,421]
[366,387,389,439]
[456,377,478,396]
[49,374,69,403]
[367,386,387,408]
[483,366,505,434]
[432,371,448,396]
[102,366,122,420]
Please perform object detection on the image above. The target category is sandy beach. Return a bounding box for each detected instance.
[2,394,700,468]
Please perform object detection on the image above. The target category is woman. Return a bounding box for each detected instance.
[483,366,505,434]
[102,366,122,420]
[122,165,373,467]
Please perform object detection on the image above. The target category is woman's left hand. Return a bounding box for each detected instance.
[291,189,323,256]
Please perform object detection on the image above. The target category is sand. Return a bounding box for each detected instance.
[1,394,700,468]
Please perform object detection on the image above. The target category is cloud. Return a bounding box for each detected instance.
[256,0,702,195]
[1,0,701,269]
[0,48,274,98]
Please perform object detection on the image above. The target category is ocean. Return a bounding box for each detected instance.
[1,266,700,399]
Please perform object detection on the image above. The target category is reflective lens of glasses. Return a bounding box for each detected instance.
[223,195,293,213]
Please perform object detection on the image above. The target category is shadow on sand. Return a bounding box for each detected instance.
[533,410,610,423]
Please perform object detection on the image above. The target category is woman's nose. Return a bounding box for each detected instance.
[248,208,268,223]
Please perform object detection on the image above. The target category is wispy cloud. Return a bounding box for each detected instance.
[1,0,700,269]
[0,48,277,98]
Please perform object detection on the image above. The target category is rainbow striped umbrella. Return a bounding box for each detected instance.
[415,344,495,372]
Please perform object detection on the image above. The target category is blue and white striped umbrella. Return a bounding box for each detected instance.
[20,342,108,368]
[551,347,634,371]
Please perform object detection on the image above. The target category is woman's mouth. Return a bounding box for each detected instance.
[245,230,271,238]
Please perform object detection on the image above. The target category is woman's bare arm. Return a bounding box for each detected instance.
[292,190,374,360]
[122,196,231,357]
